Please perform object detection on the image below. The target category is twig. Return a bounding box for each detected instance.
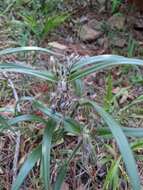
[3,72,21,184]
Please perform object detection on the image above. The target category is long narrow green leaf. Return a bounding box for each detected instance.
[70,55,143,81]
[80,99,141,190]
[122,128,143,138]
[33,100,62,121]
[131,139,143,151]
[11,145,42,190]
[0,46,63,57]
[72,55,143,71]
[0,63,57,82]
[96,127,143,138]
[42,119,56,189]
[8,114,48,126]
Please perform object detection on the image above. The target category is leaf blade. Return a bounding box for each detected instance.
[0,63,57,82]
[70,55,143,81]
[0,46,63,57]
[42,119,57,189]
[11,145,42,190]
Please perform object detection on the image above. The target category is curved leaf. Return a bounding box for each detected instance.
[0,63,57,82]
[0,46,63,57]
[11,145,42,190]
[8,114,48,126]
[64,117,81,135]
[79,99,141,190]
[70,55,143,81]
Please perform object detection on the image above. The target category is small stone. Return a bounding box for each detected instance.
[79,16,88,24]
[108,14,125,30]
[78,24,103,42]
[98,37,109,49]
[112,37,126,48]
[88,19,102,31]
[48,41,67,50]
[134,16,143,30]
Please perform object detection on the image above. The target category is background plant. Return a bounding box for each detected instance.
[1,0,69,46]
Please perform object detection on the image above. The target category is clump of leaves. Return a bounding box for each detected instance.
[1,47,143,190]
[21,12,69,42]
[9,0,69,45]
[112,0,123,12]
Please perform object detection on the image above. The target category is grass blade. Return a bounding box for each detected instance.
[42,119,57,189]
[64,117,81,135]
[11,145,42,190]
[0,46,63,57]
[70,55,143,81]
[0,63,57,82]
[8,114,48,126]
[96,127,143,138]
[33,100,62,121]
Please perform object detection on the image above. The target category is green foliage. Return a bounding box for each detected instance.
[111,0,123,13]
[69,55,143,80]
[1,47,143,189]
[3,0,69,45]
[104,74,113,112]
[103,157,121,190]
[22,12,69,41]
[127,36,137,57]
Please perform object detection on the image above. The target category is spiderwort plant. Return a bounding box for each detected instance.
[1,47,143,190]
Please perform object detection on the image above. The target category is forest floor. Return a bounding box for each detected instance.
[0,1,143,190]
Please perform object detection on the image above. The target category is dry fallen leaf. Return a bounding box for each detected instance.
[77,184,86,190]
[119,91,129,104]
[61,182,69,190]
[112,87,121,94]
